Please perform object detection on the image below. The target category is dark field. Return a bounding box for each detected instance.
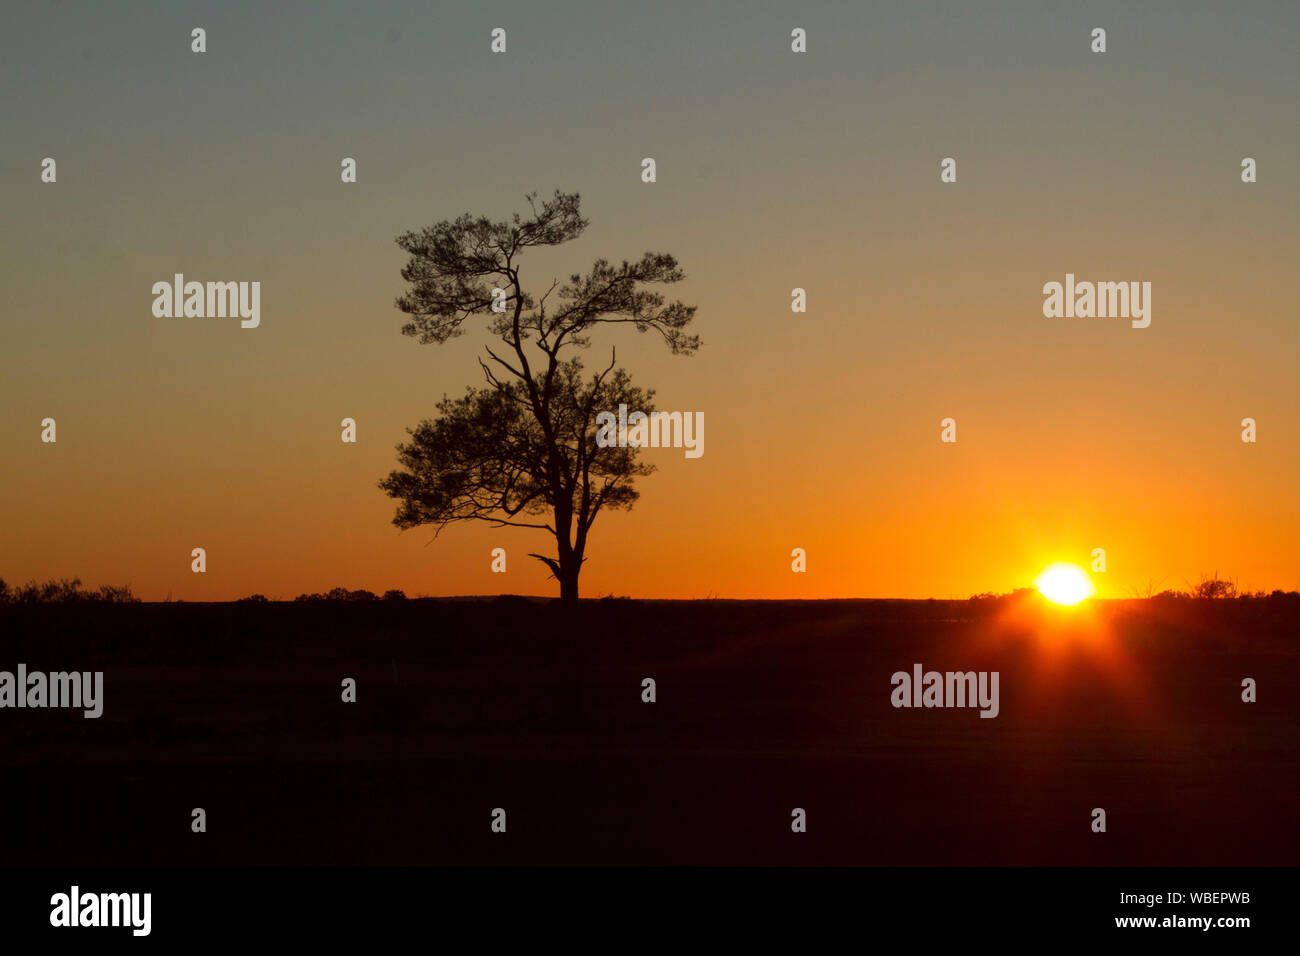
[3,597,1296,866]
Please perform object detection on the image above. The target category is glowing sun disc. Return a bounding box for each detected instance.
[1035,563,1096,606]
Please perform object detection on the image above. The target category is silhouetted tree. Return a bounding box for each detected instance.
[380,191,699,601]
[1193,573,1237,600]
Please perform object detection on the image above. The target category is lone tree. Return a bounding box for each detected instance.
[379,191,699,601]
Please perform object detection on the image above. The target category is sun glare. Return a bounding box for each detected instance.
[1035,562,1096,606]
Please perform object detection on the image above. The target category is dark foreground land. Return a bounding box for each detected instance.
[2,596,1297,866]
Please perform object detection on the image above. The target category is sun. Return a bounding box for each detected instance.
[1034,562,1096,606]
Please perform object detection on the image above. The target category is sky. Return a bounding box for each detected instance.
[2,1,1298,600]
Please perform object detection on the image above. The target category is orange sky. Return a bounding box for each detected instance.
[2,2,1297,600]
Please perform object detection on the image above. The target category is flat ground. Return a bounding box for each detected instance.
[2,597,1296,865]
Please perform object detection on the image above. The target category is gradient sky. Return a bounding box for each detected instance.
[2,1,1298,600]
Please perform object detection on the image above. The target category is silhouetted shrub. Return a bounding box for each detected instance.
[0,577,139,604]
[294,587,380,602]
[1193,574,1236,600]
[382,589,407,601]
[95,584,141,603]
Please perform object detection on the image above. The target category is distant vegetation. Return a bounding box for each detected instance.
[0,577,140,604]
[969,575,1298,603]
[969,587,1039,603]
[0,580,412,604]
[290,588,408,603]
[1153,573,1298,601]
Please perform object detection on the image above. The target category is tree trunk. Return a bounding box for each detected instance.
[559,561,580,602]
